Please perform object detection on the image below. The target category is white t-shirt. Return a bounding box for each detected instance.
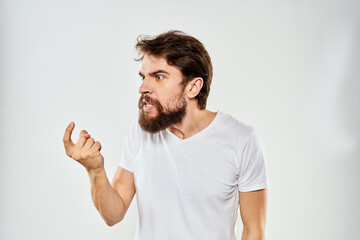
[119,111,268,240]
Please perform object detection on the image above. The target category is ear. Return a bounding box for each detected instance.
[186,77,203,99]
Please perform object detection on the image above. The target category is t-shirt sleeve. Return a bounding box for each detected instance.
[237,129,269,192]
[118,119,139,173]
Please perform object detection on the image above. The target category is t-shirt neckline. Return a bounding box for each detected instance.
[165,110,222,143]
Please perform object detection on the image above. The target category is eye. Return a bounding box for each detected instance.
[155,75,164,80]
[140,75,145,81]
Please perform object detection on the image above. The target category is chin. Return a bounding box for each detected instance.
[143,111,158,120]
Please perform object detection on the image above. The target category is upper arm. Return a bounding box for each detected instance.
[239,188,268,233]
[111,166,136,219]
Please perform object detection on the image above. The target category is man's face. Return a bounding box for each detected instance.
[138,54,187,133]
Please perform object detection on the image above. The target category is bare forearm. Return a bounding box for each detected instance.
[241,228,265,240]
[88,168,125,226]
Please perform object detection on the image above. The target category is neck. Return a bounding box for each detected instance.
[167,105,217,140]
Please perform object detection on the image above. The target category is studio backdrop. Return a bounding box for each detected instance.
[1,0,359,239]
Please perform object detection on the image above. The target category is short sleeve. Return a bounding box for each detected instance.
[118,119,139,173]
[237,129,268,192]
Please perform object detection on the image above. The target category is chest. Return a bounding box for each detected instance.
[133,138,239,202]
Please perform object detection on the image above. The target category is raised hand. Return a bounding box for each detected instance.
[63,122,104,173]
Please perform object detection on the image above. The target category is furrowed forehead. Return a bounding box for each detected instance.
[140,54,171,73]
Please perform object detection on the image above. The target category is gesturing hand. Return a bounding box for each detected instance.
[63,122,104,173]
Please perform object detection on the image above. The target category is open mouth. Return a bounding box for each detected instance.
[143,100,153,106]
[142,99,155,112]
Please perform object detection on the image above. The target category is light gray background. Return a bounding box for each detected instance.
[1,0,359,239]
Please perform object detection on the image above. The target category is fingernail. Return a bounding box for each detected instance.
[69,122,74,127]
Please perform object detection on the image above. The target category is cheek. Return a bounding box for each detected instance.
[167,92,185,108]
[157,84,184,107]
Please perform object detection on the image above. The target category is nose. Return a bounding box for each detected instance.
[138,77,152,95]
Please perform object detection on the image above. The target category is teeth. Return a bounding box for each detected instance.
[145,102,152,106]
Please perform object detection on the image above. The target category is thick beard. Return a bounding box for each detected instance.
[138,94,186,133]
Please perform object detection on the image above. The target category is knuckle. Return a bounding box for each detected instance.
[80,134,90,139]
[72,153,80,161]
[65,150,72,157]
[92,149,100,156]
[80,151,88,159]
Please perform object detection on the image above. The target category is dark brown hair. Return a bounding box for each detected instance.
[135,30,213,110]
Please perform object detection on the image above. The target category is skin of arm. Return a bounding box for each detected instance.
[88,168,126,226]
[239,189,268,240]
[63,122,134,226]
[89,166,136,226]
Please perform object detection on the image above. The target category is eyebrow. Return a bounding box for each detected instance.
[139,70,170,77]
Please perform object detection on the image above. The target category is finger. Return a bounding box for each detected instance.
[83,137,95,151]
[63,122,75,156]
[79,129,90,137]
[91,141,102,152]
[74,130,91,152]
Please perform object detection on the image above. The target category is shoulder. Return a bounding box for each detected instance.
[216,111,255,142]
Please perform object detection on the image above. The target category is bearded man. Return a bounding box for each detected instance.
[63,30,268,240]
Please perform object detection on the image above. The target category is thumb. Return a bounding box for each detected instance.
[63,122,76,156]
